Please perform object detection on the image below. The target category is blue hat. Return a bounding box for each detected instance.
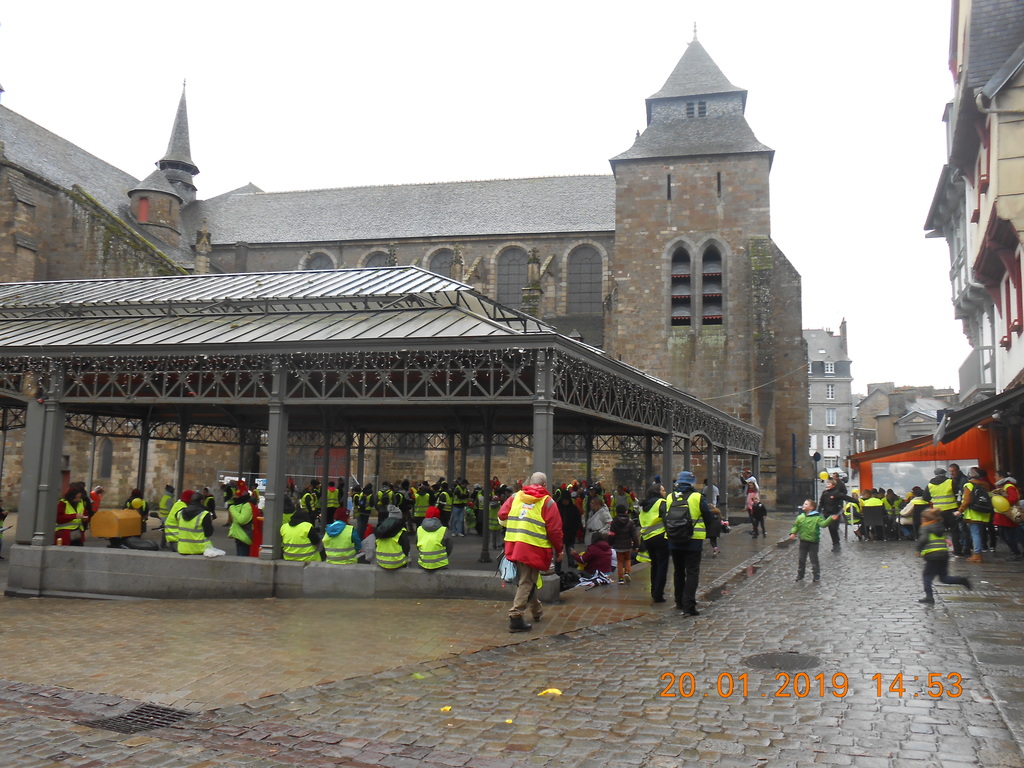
[676,471,696,486]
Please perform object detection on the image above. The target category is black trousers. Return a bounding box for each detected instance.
[646,537,670,602]
[670,547,702,612]
[922,559,968,599]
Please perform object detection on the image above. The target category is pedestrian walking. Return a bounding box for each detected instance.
[666,470,715,616]
[917,507,971,604]
[638,482,670,604]
[788,499,840,582]
[749,495,768,538]
[498,471,563,633]
[608,503,640,583]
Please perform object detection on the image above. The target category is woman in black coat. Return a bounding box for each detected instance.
[819,478,857,552]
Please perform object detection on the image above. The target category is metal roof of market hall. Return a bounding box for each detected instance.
[0,267,549,351]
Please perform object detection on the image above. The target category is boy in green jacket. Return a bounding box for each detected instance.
[788,500,840,582]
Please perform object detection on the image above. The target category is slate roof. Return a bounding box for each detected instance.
[160,88,198,172]
[0,105,195,268]
[182,175,616,246]
[966,0,1024,90]
[0,105,139,215]
[611,115,772,164]
[648,39,745,103]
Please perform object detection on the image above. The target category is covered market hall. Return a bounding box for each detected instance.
[0,266,761,599]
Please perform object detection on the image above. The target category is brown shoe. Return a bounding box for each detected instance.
[967,554,984,563]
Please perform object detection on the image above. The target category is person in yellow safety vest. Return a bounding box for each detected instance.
[960,467,993,563]
[300,481,320,525]
[488,493,505,550]
[434,481,453,526]
[323,516,361,564]
[413,482,432,527]
[164,489,194,551]
[281,508,322,561]
[416,506,452,569]
[638,482,670,603]
[158,484,174,520]
[900,488,930,540]
[916,506,971,603]
[859,489,886,541]
[375,507,410,569]
[923,467,964,556]
[666,471,713,616]
[227,482,257,557]
[325,481,341,520]
[450,479,470,537]
[498,472,563,632]
[55,486,88,546]
[176,492,214,555]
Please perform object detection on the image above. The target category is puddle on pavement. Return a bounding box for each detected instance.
[705,564,760,603]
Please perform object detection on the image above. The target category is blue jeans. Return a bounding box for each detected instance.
[969,522,986,555]
[450,505,466,535]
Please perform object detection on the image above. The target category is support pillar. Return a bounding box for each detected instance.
[19,394,66,546]
[446,430,456,484]
[661,430,674,488]
[644,433,653,488]
[479,408,495,564]
[176,412,189,497]
[260,365,289,561]
[531,350,554,484]
[136,413,151,498]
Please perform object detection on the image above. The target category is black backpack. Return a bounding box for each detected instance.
[969,484,993,513]
[665,490,698,544]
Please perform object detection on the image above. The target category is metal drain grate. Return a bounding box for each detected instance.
[78,703,194,734]
[743,652,822,671]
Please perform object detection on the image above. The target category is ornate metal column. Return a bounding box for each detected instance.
[662,429,674,488]
[261,362,289,561]
[18,368,66,546]
[479,407,495,564]
[532,351,554,483]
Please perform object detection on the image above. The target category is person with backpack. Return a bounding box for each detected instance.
[665,470,716,616]
[960,467,993,563]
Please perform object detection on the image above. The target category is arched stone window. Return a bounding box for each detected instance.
[567,246,602,314]
[429,248,455,278]
[304,252,335,270]
[364,251,389,268]
[670,246,692,326]
[496,247,528,309]
[99,438,114,479]
[701,246,724,326]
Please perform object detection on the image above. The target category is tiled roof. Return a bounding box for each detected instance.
[182,175,616,246]
[611,115,772,163]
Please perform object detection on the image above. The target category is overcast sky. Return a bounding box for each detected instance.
[0,1,967,394]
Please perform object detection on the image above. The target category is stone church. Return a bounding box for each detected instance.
[0,36,809,505]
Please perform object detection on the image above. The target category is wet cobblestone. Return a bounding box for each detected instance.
[2,535,1024,765]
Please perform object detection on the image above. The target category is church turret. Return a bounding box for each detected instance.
[127,86,199,247]
[158,85,199,204]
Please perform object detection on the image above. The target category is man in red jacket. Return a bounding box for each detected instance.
[499,471,563,632]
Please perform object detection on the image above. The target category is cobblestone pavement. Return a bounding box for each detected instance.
[2,525,1024,767]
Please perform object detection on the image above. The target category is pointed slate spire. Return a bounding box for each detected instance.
[158,84,199,203]
[646,38,746,124]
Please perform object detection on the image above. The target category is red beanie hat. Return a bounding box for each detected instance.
[235,480,248,496]
[426,506,441,519]
[180,489,195,503]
